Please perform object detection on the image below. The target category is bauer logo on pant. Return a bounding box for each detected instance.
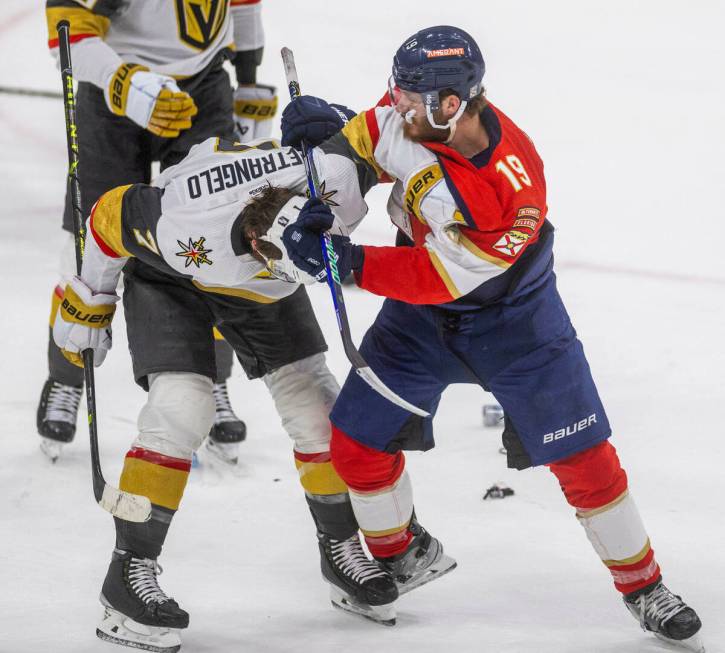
[176,237,213,267]
[543,414,597,444]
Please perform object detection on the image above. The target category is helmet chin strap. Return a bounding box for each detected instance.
[425,101,468,143]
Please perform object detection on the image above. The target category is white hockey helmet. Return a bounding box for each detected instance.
[251,195,325,285]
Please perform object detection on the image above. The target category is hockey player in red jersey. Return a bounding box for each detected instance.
[38,0,277,463]
[279,26,704,651]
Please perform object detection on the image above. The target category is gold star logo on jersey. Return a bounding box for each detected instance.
[175,0,228,51]
[305,180,339,207]
[176,237,213,267]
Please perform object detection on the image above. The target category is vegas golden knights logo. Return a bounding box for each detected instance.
[175,0,228,51]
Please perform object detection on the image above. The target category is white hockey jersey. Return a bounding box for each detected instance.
[80,137,369,302]
[46,0,263,88]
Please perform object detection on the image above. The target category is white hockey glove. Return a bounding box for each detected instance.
[233,84,278,142]
[53,277,119,368]
[105,63,198,138]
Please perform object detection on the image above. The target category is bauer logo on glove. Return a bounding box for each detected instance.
[233,84,278,143]
[105,63,198,138]
[53,277,120,368]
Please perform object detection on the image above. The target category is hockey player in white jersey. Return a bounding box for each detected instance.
[52,136,398,651]
[39,0,277,462]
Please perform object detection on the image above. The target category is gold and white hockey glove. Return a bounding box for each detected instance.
[53,277,119,368]
[105,63,198,138]
[233,84,278,142]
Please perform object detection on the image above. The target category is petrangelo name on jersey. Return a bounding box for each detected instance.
[186,149,304,200]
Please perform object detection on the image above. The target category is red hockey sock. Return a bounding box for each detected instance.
[330,425,413,557]
[549,441,661,594]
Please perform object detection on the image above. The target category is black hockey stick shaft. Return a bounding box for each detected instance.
[57,21,151,522]
[280,48,429,417]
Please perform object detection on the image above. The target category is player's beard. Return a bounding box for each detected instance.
[401,108,450,143]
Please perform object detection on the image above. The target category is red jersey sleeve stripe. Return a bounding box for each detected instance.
[48,32,97,48]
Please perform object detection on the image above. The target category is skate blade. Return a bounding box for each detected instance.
[654,632,705,653]
[329,587,396,626]
[39,438,64,463]
[96,607,182,652]
[203,439,239,466]
[396,553,458,596]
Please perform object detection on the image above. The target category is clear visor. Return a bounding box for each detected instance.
[388,75,428,113]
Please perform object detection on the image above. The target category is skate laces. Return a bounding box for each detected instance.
[634,583,686,631]
[127,557,170,605]
[331,535,388,584]
[212,383,237,423]
[45,382,82,423]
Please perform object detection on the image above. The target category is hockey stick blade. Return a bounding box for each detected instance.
[99,484,152,523]
[281,46,430,418]
[355,367,429,417]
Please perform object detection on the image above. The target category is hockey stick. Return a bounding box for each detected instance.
[280,47,429,418]
[57,21,151,523]
[0,85,63,99]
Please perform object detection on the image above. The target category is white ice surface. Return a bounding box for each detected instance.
[0,2,724,652]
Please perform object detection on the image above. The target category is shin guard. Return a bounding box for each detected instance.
[549,441,661,594]
[331,425,413,558]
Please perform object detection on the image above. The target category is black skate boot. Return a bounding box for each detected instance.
[36,377,82,462]
[377,519,457,596]
[624,579,704,652]
[206,381,246,464]
[97,549,188,652]
[319,532,399,626]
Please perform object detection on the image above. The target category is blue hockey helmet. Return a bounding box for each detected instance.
[391,25,485,115]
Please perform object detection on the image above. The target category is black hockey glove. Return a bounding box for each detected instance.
[282,198,363,281]
[281,95,356,148]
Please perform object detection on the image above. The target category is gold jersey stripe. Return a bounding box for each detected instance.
[49,286,63,327]
[119,457,190,511]
[603,539,652,568]
[361,519,412,538]
[191,280,280,303]
[212,327,225,341]
[428,249,462,299]
[340,113,385,178]
[295,459,349,496]
[46,6,110,42]
[458,231,512,270]
[404,164,444,224]
[92,185,133,258]
[576,490,629,519]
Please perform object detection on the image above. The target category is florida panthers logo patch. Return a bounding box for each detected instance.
[492,231,529,257]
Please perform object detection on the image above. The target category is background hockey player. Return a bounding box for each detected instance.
[51,135,405,650]
[39,0,276,462]
[278,26,704,652]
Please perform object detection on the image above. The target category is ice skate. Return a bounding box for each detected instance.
[378,519,457,595]
[36,377,82,461]
[624,580,704,652]
[319,532,398,626]
[205,382,246,464]
[97,549,188,652]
